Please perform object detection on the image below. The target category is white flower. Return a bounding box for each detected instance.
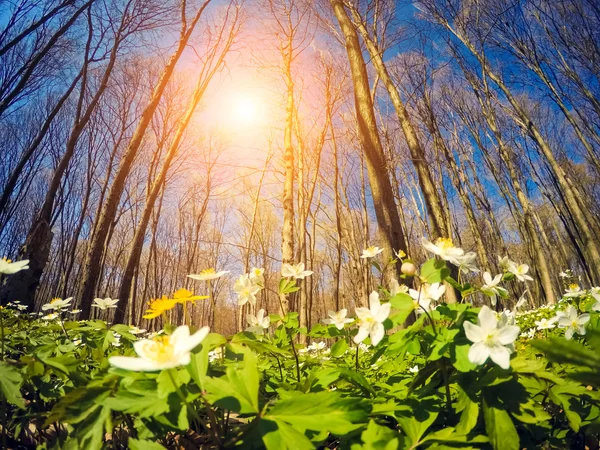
[41,297,73,311]
[499,309,516,327]
[246,309,270,335]
[249,267,265,284]
[557,305,589,340]
[535,317,557,331]
[42,313,58,320]
[361,246,384,259]
[0,257,29,274]
[92,297,119,310]
[129,326,146,335]
[408,365,419,374]
[322,309,354,330]
[507,262,533,282]
[389,279,409,296]
[16,304,28,311]
[592,292,600,311]
[421,237,464,265]
[208,347,223,363]
[564,284,584,298]
[234,274,261,306]
[498,256,515,271]
[70,309,81,314]
[188,268,229,281]
[353,292,391,346]
[307,341,327,352]
[109,325,210,371]
[463,305,520,369]
[480,272,507,306]
[408,282,446,313]
[281,262,313,279]
[453,252,480,274]
[524,329,536,339]
[515,291,529,311]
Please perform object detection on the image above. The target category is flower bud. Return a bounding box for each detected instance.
[401,262,417,277]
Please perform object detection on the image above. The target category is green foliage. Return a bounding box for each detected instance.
[1,258,599,449]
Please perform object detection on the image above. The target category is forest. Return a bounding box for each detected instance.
[0,0,599,448]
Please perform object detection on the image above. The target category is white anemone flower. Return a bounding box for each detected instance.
[188,268,229,281]
[353,292,391,346]
[453,252,480,274]
[281,262,313,279]
[42,313,59,320]
[129,326,146,335]
[322,309,354,330]
[92,297,119,310]
[307,342,327,352]
[408,365,419,374]
[515,291,529,311]
[408,282,446,313]
[0,257,29,274]
[109,325,209,371]
[564,284,584,298]
[592,292,600,311]
[497,256,515,271]
[246,309,270,335]
[463,305,520,370]
[421,237,464,265]
[389,279,409,296]
[535,317,557,331]
[557,305,589,340]
[507,262,533,282]
[480,272,507,306]
[41,297,73,311]
[234,274,261,306]
[249,267,265,284]
[360,246,384,259]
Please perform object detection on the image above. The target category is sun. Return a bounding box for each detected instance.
[234,96,258,122]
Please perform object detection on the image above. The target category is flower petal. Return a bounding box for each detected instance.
[109,356,160,372]
[478,306,498,332]
[353,326,369,344]
[488,345,511,370]
[374,302,391,323]
[463,321,485,343]
[495,325,520,345]
[178,326,210,354]
[370,323,385,346]
[468,342,490,365]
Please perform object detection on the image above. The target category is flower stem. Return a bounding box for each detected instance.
[355,343,360,371]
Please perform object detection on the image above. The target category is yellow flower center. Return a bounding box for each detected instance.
[50,298,61,304]
[435,238,454,249]
[201,268,216,275]
[142,336,175,363]
[2,257,11,263]
[569,283,579,290]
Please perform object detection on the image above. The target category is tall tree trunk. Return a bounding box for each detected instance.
[78,1,212,318]
[330,0,409,288]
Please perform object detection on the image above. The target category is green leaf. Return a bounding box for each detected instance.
[259,419,315,450]
[203,350,259,414]
[352,420,401,449]
[188,333,226,389]
[266,391,369,434]
[483,396,519,450]
[330,339,348,357]
[455,387,478,435]
[395,405,439,445]
[0,361,24,408]
[128,438,166,450]
[420,258,449,284]
[389,294,415,326]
